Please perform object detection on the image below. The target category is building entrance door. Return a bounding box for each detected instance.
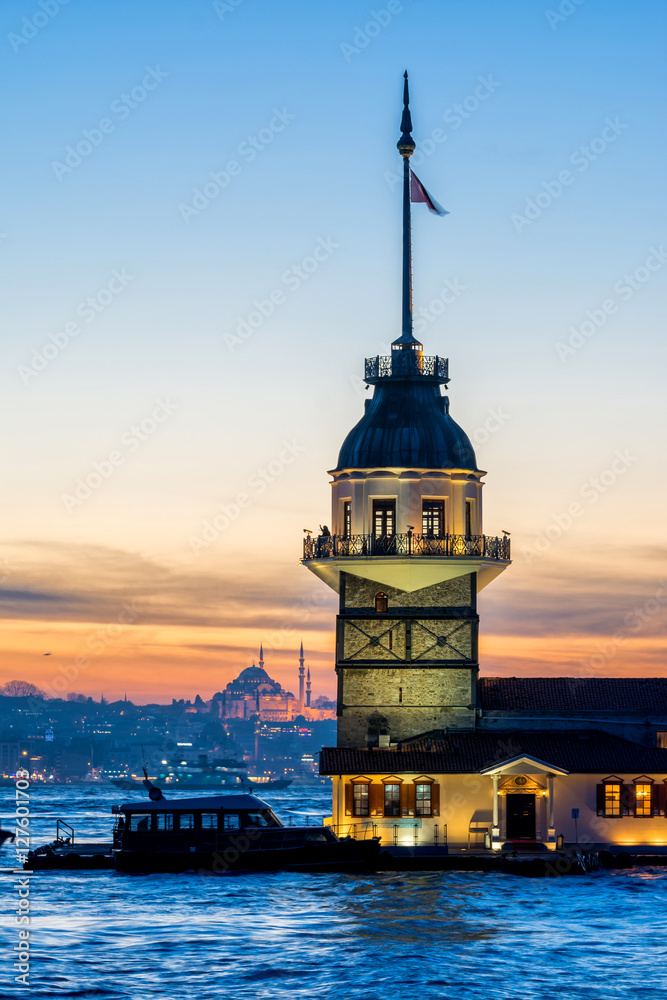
[505,794,536,839]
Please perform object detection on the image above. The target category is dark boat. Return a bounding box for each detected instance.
[112,791,380,873]
[109,754,259,792]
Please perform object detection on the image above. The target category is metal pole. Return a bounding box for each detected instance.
[402,154,412,339]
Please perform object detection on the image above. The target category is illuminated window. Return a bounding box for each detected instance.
[604,784,621,817]
[353,783,369,817]
[657,732,667,749]
[416,783,432,817]
[224,814,241,831]
[465,499,474,537]
[422,500,444,537]
[375,592,388,613]
[384,783,400,817]
[635,783,652,817]
[179,814,195,830]
[201,813,218,829]
[342,501,351,539]
[156,813,173,831]
[373,500,395,536]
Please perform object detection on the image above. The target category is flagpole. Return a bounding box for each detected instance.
[397,71,416,341]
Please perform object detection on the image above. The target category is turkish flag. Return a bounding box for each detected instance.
[410,170,449,216]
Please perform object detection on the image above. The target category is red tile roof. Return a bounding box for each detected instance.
[320,731,667,775]
[479,677,667,712]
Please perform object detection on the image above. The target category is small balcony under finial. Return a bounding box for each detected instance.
[364,352,449,384]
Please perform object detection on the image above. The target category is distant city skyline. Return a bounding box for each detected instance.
[2,1,665,702]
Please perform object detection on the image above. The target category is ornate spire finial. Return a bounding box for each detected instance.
[397,70,415,154]
[395,71,418,346]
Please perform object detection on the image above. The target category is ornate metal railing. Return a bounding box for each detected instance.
[365,354,449,381]
[303,532,510,561]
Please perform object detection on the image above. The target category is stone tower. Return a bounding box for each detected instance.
[301,74,511,748]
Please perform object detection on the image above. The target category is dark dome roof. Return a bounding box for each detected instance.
[335,378,478,472]
[236,666,272,684]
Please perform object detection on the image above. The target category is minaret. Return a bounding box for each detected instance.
[298,641,305,712]
[301,74,511,748]
[306,668,311,709]
[258,644,264,670]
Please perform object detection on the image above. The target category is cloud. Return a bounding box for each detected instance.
[480,555,667,639]
[0,540,336,631]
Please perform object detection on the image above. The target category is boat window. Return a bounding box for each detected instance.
[129,814,152,832]
[156,813,174,831]
[179,814,195,830]
[201,813,218,829]
[223,814,241,831]
[246,812,271,827]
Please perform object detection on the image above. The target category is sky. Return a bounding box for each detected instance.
[1,0,666,703]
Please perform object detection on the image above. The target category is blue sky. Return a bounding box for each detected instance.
[1,0,666,700]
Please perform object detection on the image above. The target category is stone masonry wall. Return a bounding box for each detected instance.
[337,666,476,746]
[343,573,473,610]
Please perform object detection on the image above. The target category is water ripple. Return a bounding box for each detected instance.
[2,785,666,999]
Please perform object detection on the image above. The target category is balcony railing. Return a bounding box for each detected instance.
[365,354,449,381]
[303,532,510,561]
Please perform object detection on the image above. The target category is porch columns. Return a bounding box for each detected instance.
[547,773,556,850]
[492,774,500,849]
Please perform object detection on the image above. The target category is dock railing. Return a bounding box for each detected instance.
[325,820,447,846]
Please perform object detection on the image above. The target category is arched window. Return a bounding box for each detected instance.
[375,592,388,613]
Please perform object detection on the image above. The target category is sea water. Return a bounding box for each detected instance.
[1,783,666,999]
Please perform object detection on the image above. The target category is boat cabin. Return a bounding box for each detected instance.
[112,793,339,855]
[112,793,283,846]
